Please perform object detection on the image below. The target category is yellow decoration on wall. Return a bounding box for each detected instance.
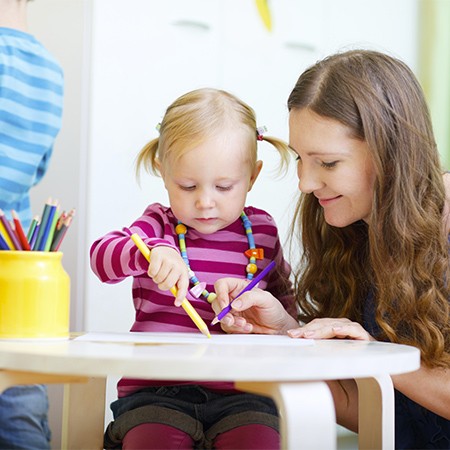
[255,0,272,32]
[419,0,450,169]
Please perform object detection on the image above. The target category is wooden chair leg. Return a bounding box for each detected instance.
[356,375,394,450]
[61,377,107,450]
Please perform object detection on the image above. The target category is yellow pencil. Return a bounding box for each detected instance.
[0,220,13,249]
[130,233,211,338]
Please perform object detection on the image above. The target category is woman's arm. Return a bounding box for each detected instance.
[392,365,450,420]
[291,318,450,421]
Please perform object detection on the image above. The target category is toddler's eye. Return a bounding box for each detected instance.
[321,161,338,169]
[217,185,232,191]
[180,185,195,191]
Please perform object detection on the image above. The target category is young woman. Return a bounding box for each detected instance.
[213,50,450,449]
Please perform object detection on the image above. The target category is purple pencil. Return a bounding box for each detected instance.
[29,222,40,250]
[211,260,276,325]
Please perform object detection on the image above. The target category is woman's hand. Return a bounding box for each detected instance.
[147,246,189,306]
[213,277,298,334]
[287,318,376,341]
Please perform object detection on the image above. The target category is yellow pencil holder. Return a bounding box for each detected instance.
[0,251,70,339]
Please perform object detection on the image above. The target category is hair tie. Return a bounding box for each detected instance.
[155,123,161,132]
[256,126,267,141]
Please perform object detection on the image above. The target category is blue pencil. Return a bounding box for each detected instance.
[211,260,276,325]
[0,232,10,250]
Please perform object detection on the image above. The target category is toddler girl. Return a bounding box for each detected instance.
[90,88,296,449]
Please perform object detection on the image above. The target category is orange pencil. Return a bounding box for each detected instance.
[11,210,31,251]
[56,210,66,231]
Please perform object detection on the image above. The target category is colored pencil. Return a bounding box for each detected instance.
[27,216,39,241]
[211,260,276,325]
[0,220,13,249]
[29,222,40,250]
[44,206,60,251]
[0,200,74,252]
[11,210,31,251]
[130,232,211,338]
[0,209,22,250]
[37,201,58,251]
[0,232,10,250]
[55,211,66,231]
[50,209,75,251]
[33,198,52,251]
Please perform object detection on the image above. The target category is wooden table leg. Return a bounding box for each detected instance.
[236,381,336,450]
[61,377,106,450]
[356,375,394,450]
[0,370,87,393]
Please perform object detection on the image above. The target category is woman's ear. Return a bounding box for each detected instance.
[248,160,263,191]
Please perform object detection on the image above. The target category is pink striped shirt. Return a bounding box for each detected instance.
[90,203,296,397]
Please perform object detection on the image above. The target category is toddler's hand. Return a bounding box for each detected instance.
[147,246,189,306]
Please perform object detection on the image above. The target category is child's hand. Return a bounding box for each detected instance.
[147,246,189,306]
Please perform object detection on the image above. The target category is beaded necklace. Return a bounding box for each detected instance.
[175,212,264,303]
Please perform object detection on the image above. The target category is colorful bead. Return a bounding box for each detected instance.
[175,211,258,303]
[190,282,206,298]
[244,248,264,259]
[175,224,187,234]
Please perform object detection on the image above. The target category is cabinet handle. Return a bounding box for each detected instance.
[171,20,211,32]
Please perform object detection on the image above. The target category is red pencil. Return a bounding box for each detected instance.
[11,210,31,251]
[50,209,75,251]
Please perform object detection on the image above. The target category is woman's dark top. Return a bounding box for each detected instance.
[362,290,450,449]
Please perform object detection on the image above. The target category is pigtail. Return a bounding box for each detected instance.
[135,137,161,182]
[257,126,292,176]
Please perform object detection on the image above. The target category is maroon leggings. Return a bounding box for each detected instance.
[122,422,280,450]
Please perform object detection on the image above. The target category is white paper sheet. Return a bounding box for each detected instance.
[75,331,315,346]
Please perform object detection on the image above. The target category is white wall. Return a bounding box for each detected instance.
[27,2,90,448]
[28,0,90,332]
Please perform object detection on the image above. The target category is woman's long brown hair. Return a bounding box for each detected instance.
[288,50,450,368]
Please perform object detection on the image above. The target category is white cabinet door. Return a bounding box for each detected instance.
[87,0,225,330]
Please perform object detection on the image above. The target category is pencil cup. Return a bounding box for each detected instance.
[0,251,70,339]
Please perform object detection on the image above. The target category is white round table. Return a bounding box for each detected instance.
[0,333,420,449]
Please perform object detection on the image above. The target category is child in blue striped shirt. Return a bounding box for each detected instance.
[0,1,64,448]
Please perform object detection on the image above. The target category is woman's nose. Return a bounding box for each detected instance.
[297,165,322,194]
